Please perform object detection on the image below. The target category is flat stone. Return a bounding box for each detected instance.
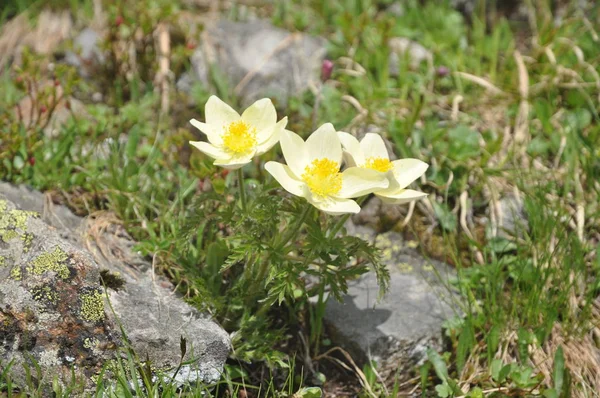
[351,196,407,232]
[325,222,458,379]
[64,28,105,78]
[0,183,230,391]
[177,20,327,106]
[0,10,72,68]
[496,194,528,238]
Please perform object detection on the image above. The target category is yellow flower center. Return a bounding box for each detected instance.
[222,120,257,155]
[302,158,342,197]
[364,157,392,172]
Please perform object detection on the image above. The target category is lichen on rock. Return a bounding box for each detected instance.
[27,246,70,279]
[31,285,60,307]
[0,194,117,391]
[79,289,105,322]
[0,185,230,391]
[0,199,39,245]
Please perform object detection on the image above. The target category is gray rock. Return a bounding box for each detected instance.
[64,28,105,78]
[386,2,405,17]
[178,20,327,106]
[0,10,72,69]
[496,194,528,238]
[388,37,432,76]
[351,196,406,232]
[0,183,230,390]
[325,222,458,379]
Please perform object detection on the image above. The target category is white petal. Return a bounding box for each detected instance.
[214,153,255,170]
[255,117,287,155]
[359,133,389,160]
[342,151,358,167]
[205,95,240,128]
[241,98,278,142]
[389,159,429,189]
[189,140,228,160]
[306,123,342,166]
[337,167,389,199]
[190,119,223,146]
[264,161,306,197]
[307,195,361,215]
[280,130,308,178]
[376,189,428,204]
[338,131,365,165]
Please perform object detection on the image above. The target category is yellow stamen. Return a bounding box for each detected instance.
[222,120,257,155]
[302,158,342,197]
[364,157,392,172]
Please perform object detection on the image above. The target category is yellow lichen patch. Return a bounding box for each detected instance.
[80,290,105,322]
[31,285,59,305]
[10,209,38,230]
[302,158,343,197]
[0,204,38,243]
[395,262,414,273]
[28,247,70,279]
[0,256,6,267]
[21,232,34,252]
[10,266,22,280]
[83,337,100,350]
[1,229,19,242]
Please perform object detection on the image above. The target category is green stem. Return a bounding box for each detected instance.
[275,202,312,251]
[254,203,312,289]
[312,280,326,353]
[328,195,368,237]
[237,168,247,212]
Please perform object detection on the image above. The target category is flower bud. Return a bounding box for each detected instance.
[321,59,334,82]
[436,66,450,77]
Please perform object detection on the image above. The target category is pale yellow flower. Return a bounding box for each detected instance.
[338,132,428,204]
[189,96,287,169]
[265,124,389,215]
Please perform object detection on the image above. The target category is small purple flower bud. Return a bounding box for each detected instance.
[321,59,334,82]
[437,66,450,77]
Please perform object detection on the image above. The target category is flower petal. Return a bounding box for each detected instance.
[306,123,342,166]
[265,161,306,197]
[241,98,278,141]
[280,130,309,178]
[389,159,429,189]
[214,153,255,170]
[337,167,389,199]
[190,119,223,146]
[359,133,389,160]
[205,95,240,128]
[307,195,361,215]
[189,140,228,160]
[255,117,287,155]
[338,131,365,166]
[376,189,428,204]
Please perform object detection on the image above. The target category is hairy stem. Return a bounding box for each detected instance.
[237,168,247,212]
